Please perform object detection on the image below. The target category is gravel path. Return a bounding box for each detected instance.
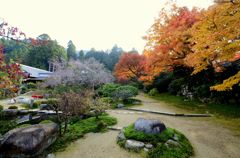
[55,94,240,158]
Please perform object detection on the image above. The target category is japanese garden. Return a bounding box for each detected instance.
[0,0,240,158]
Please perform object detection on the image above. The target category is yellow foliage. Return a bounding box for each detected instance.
[210,71,240,91]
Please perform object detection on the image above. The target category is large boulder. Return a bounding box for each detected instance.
[134,118,166,135]
[0,123,59,158]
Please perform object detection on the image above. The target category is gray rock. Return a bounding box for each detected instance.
[40,104,52,110]
[165,139,180,148]
[145,143,153,149]
[117,103,124,108]
[2,109,18,117]
[117,129,126,141]
[125,140,145,151]
[143,148,149,152]
[0,123,59,158]
[173,134,179,141]
[46,153,55,158]
[134,118,166,135]
[18,109,30,115]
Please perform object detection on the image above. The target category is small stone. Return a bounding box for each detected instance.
[165,139,180,148]
[143,148,149,152]
[125,140,145,151]
[117,129,126,141]
[46,153,55,158]
[117,104,124,108]
[145,143,153,149]
[173,134,179,141]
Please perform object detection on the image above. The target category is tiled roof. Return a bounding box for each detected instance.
[20,64,52,78]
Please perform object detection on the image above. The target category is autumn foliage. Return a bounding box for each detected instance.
[114,52,146,82]
[0,44,24,94]
[114,1,240,91]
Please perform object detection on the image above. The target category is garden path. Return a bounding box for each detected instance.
[55,94,240,158]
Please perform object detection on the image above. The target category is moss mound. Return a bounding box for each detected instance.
[118,124,193,158]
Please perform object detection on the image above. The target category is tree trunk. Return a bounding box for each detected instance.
[63,117,68,134]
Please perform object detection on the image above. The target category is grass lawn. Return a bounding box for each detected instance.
[147,93,240,134]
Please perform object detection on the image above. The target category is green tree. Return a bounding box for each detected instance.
[107,45,123,71]
[67,40,77,60]
[78,50,85,61]
[25,34,67,70]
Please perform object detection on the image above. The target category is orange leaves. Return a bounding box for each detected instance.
[142,6,201,83]
[0,44,24,93]
[185,2,240,74]
[114,52,146,82]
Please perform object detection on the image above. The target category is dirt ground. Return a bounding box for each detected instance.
[55,94,240,158]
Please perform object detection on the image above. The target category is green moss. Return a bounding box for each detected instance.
[48,115,117,152]
[0,105,3,111]
[124,125,174,144]
[147,131,193,158]
[121,124,193,158]
[0,120,17,135]
[117,139,127,148]
[39,120,54,124]
[18,124,31,128]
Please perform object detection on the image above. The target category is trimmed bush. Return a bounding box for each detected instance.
[153,72,173,92]
[27,82,37,89]
[168,78,186,95]
[0,105,3,111]
[100,97,113,103]
[148,88,158,96]
[113,85,138,102]
[98,83,120,97]
[8,105,18,109]
[194,85,210,98]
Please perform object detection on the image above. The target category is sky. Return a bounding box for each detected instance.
[0,0,213,53]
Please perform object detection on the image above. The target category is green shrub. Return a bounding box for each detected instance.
[32,101,41,109]
[0,105,3,111]
[0,120,17,135]
[27,82,37,89]
[113,86,138,102]
[20,86,28,94]
[45,99,59,106]
[148,88,158,96]
[8,105,18,109]
[96,120,107,132]
[153,72,174,92]
[98,83,120,97]
[168,78,186,95]
[194,84,210,98]
[100,97,113,103]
